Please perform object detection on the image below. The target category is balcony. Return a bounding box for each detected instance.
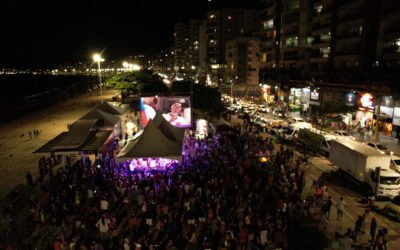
[312,22,331,31]
[381,2,400,15]
[310,57,329,63]
[283,51,299,60]
[312,0,332,7]
[336,31,360,40]
[284,29,299,37]
[285,12,300,23]
[334,49,359,56]
[312,11,332,22]
[382,52,400,61]
[384,25,400,40]
[311,41,330,49]
[311,26,331,36]
[383,45,400,54]
[337,10,363,23]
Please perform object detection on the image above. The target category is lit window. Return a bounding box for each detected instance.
[315,5,323,14]
[263,19,274,29]
[320,47,331,58]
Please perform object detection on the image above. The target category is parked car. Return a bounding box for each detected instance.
[272,110,286,118]
[257,105,270,113]
[333,130,356,140]
[366,142,393,155]
[281,127,299,141]
[391,155,400,173]
[288,117,312,129]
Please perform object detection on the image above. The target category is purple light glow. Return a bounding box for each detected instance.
[125,157,180,172]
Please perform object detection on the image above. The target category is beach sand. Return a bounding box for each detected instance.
[0,88,119,199]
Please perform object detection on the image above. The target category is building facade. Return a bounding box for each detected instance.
[225,37,261,85]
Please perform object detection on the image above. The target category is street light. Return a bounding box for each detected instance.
[122,61,129,71]
[93,53,105,103]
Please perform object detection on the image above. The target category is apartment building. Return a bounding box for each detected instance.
[225,37,261,85]
[259,0,311,82]
[376,1,400,70]
[174,22,188,71]
[174,20,206,73]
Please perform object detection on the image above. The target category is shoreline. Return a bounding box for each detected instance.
[0,88,118,199]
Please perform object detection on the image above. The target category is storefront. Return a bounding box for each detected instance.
[387,99,400,138]
[288,87,310,113]
[374,96,394,137]
[355,93,374,128]
[260,84,273,104]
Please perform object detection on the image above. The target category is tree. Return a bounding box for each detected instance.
[170,80,192,94]
[192,83,224,117]
[170,80,224,117]
[138,70,169,95]
[106,72,139,90]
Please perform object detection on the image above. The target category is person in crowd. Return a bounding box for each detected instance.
[336,197,345,221]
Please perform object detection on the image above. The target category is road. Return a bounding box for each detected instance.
[305,156,400,248]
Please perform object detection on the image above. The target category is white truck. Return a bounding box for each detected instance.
[329,139,400,198]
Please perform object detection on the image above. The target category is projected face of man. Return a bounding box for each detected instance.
[170,103,182,115]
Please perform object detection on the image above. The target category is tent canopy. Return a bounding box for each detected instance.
[117,119,183,161]
[152,113,185,143]
[35,119,112,153]
[52,119,98,149]
[96,102,125,115]
[80,109,120,127]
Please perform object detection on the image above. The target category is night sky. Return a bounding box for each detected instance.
[0,0,259,69]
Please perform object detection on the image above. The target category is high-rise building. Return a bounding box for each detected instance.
[174,19,207,80]
[259,0,311,83]
[225,37,261,85]
[206,8,260,85]
[206,8,260,65]
[376,1,400,72]
[258,0,399,86]
[174,22,189,71]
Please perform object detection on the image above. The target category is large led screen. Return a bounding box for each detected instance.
[140,96,191,128]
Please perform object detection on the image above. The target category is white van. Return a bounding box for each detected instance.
[281,127,299,141]
[289,117,312,129]
[391,155,400,173]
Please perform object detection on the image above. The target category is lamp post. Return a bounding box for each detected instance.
[93,53,105,103]
[230,80,233,104]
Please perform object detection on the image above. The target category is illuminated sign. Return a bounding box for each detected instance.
[344,93,356,107]
[393,108,400,126]
[357,93,374,110]
[260,84,270,94]
[310,89,319,101]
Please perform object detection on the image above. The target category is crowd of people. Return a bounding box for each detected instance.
[2,116,394,250]
[1,121,319,249]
